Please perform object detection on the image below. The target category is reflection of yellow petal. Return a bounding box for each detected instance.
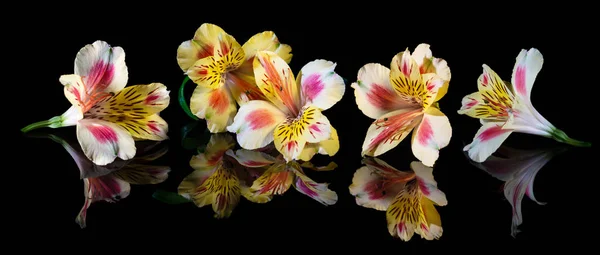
[386,180,422,241]
[250,163,293,196]
[112,164,170,185]
[192,164,241,219]
[300,161,338,171]
[292,167,337,205]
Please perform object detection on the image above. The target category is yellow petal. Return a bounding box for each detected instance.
[390,50,445,109]
[242,31,292,63]
[176,23,231,72]
[274,106,331,161]
[253,51,301,115]
[186,39,245,89]
[297,125,339,161]
[190,134,235,171]
[411,44,451,103]
[458,65,515,120]
[190,85,237,133]
[87,83,170,117]
[386,180,425,241]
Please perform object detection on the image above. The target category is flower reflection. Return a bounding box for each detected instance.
[350,158,447,241]
[34,132,170,228]
[469,145,566,237]
[177,133,338,218]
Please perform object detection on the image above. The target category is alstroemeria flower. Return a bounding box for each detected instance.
[227,51,345,162]
[352,44,451,167]
[470,145,565,237]
[177,134,273,218]
[229,151,338,206]
[177,23,292,133]
[459,48,590,162]
[349,158,447,241]
[37,132,169,228]
[21,41,170,166]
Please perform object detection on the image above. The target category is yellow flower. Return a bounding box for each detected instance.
[352,44,451,167]
[21,41,170,166]
[176,23,292,133]
[227,51,345,162]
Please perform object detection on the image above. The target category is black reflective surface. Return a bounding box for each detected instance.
[14,7,593,251]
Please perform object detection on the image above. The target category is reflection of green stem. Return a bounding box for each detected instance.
[21,116,62,133]
[552,128,592,147]
[178,76,199,121]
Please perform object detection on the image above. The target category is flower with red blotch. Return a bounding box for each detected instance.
[352,44,451,167]
[21,41,170,166]
[458,48,590,162]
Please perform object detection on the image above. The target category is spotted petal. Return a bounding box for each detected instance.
[362,108,423,157]
[111,163,170,185]
[227,100,286,150]
[411,43,451,102]
[253,51,301,115]
[459,65,516,120]
[349,157,414,211]
[86,83,170,140]
[274,106,331,161]
[390,49,445,109]
[512,48,543,102]
[187,39,245,89]
[351,63,414,119]
[190,85,237,133]
[411,107,452,167]
[190,134,235,171]
[298,126,339,161]
[191,163,241,218]
[226,149,277,168]
[291,166,338,206]
[464,122,514,163]
[76,119,136,166]
[299,59,345,110]
[176,23,230,72]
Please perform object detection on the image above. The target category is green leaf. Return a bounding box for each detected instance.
[178,76,199,121]
[152,189,191,204]
[180,122,212,150]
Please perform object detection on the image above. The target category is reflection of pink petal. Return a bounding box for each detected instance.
[296,178,318,197]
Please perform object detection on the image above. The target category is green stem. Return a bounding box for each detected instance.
[21,116,61,133]
[552,129,592,147]
[179,76,199,121]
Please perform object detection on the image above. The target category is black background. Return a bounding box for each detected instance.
[12,5,594,252]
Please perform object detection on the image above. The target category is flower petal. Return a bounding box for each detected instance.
[87,83,170,117]
[511,48,543,101]
[386,180,421,241]
[299,59,345,110]
[186,39,245,89]
[74,40,128,94]
[298,125,340,161]
[274,106,331,161]
[190,134,235,171]
[419,197,443,240]
[241,31,292,63]
[459,65,516,120]
[410,107,452,167]
[76,119,136,166]
[390,50,445,109]
[190,85,237,133]
[410,161,447,206]
[60,74,108,113]
[178,169,214,200]
[226,69,268,104]
[253,51,301,115]
[362,108,423,157]
[191,163,241,218]
[250,162,294,196]
[349,157,413,211]
[111,163,170,185]
[77,175,130,228]
[226,149,277,168]
[176,23,229,72]
[411,44,451,102]
[291,166,338,205]
[464,122,514,163]
[351,63,414,119]
[227,100,286,149]
[235,164,272,203]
